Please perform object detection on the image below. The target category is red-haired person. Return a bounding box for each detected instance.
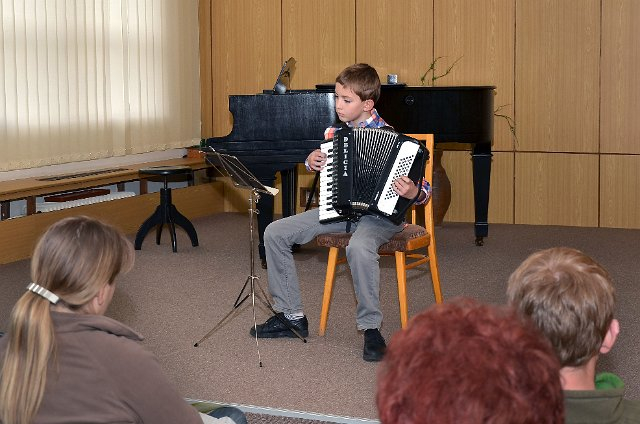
[507,247,640,423]
[376,298,564,424]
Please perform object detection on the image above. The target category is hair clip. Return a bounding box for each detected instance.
[26,283,59,304]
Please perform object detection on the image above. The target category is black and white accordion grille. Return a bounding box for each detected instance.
[350,128,398,210]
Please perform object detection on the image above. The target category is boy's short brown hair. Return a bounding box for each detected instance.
[335,63,381,104]
[506,247,616,367]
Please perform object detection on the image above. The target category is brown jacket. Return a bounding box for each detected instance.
[0,312,203,424]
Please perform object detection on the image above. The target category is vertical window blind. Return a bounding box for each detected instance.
[0,0,200,172]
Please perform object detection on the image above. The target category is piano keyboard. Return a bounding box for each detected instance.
[318,140,341,223]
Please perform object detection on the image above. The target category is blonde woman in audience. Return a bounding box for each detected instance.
[507,247,640,423]
[0,216,245,424]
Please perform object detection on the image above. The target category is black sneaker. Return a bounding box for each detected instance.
[250,313,309,338]
[363,328,386,362]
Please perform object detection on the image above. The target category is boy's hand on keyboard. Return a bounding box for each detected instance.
[307,149,327,171]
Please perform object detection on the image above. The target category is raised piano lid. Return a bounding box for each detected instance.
[213,91,337,142]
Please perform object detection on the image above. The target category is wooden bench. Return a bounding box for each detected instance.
[0,157,224,264]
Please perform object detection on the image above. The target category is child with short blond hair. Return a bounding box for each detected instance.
[507,247,640,422]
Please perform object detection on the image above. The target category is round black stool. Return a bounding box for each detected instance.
[134,166,199,252]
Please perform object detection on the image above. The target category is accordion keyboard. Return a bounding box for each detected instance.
[318,140,341,222]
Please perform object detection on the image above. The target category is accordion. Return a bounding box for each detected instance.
[318,128,428,225]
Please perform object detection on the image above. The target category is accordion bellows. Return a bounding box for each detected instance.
[319,128,428,225]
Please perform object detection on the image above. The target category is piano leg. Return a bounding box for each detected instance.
[471,144,492,246]
[280,167,298,220]
[249,168,276,268]
[251,166,298,268]
[281,168,302,254]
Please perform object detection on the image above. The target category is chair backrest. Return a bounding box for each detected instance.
[405,134,435,233]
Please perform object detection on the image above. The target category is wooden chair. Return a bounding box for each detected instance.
[315,134,443,335]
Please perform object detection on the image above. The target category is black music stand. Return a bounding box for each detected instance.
[193,151,306,367]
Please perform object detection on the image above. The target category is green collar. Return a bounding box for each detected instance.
[595,372,625,390]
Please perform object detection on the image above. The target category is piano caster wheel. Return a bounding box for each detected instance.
[475,236,484,246]
[261,258,268,269]
[292,243,301,253]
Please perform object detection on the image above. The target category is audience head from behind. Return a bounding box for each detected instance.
[0,216,135,424]
[506,247,618,385]
[376,297,564,424]
[0,216,248,424]
[506,248,640,422]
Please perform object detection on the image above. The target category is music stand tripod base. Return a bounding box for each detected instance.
[193,152,306,367]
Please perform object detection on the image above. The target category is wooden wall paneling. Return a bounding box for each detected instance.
[199,0,214,137]
[170,182,225,218]
[434,0,516,152]
[282,0,356,88]
[210,0,282,136]
[487,151,515,224]
[440,151,474,223]
[355,0,434,86]
[516,1,600,153]
[198,1,640,227]
[600,155,640,229]
[600,0,640,154]
[441,151,514,224]
[515,153,598,227]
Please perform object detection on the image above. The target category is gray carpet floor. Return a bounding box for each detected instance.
[1,212,639,422]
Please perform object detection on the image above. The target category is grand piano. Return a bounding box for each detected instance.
[205,84,494,264]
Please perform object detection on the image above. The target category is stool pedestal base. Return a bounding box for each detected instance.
[134,188,198,252]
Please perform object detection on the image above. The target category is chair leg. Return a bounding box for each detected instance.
[428,243,443,304]
[395,251,409,329]
[319,247,339,336]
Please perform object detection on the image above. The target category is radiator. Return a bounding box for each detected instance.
[26,191,137,214]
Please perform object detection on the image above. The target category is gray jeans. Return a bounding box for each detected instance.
[264,208,402,330]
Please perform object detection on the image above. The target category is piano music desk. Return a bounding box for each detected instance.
[0,157,224,264]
